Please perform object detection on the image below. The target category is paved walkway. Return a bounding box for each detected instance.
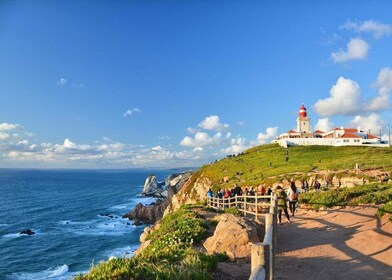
[275,206,392,280]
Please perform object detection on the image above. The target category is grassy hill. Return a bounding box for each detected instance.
[191,144,392,190]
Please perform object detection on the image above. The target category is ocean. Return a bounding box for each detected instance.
[0,168,176,279]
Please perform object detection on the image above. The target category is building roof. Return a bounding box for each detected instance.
[368,134,379,139]
[337,133,362,139]
[314,130,324,133]
[287,129,299,133]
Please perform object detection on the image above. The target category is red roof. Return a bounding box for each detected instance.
[368,134,379,139]
[344,128,359,133]
[337,133,362,139]
[287,129,298,133]
[314,130,324,133]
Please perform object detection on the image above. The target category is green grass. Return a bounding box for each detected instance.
[377,200,392,222]
[299,183,392,221]
[75,205,227,280]
[191,144,392,190]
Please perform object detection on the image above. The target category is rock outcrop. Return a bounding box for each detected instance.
[141,175,166,197]
[203,214,261,260]
[20,229,35,235]
[124,172,192,224]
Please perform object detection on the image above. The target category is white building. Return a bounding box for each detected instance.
[274,105,389,147]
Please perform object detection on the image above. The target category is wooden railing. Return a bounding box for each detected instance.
[207,194,278,280]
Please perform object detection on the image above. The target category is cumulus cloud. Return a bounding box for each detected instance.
[221,137,250,154]
[341,20,392,39]
[315,118,335,132]
[57,78,67,85]
[331,38,369,63]
[0,123,21,131]
[180,132,222,148]
[257,127,279,144]
[314,72,391,117]
[123,108,141,117]
[348,113,385,135]
[314,77,361,116]
[198,115,229,132]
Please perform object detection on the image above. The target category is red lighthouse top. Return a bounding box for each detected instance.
[299,104,307,117]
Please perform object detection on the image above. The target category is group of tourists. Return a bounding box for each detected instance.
[275,181,299,224]
[207,182,299,223]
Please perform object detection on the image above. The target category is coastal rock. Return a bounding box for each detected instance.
[140,226,153,243]
[203,214,261,260]
[123,202,163,224]
[141,175,165,197]
[124,172,192,224]
[133,218,142,226]
[164,175,213,216]
[20,229,35,235]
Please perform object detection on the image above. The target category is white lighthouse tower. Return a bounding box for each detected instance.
[297,104,312,137]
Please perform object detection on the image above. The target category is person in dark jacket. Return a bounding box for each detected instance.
[276,186,291,224]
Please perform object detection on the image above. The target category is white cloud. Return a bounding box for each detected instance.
[349,113,384,135]
[315,118,334,132]
[158,136,171,140]
[257,127,278,144]
[314,69,392,117]
[0,132,10,140]
[341,20,392,39]
[331,38,369,63]
[0,123,21,131]
[198,115,229,132]
[374,67,392,89]
[57,78,67,85]
[187,127,198,134]
[314,77,361,116]
[152,145,162,151]
[221,137,250,155]
[193,147,203,153]
[123,108,141,117]
[180,132,222,148]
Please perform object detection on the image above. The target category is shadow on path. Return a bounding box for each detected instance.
[276,208,392,280]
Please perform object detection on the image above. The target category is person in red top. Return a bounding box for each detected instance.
[258,184,266,196]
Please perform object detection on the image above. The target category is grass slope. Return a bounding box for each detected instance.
[193,144,392,190]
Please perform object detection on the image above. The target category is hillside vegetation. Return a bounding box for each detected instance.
[191,144,392,190]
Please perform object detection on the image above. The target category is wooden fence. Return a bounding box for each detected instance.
[206,194,278,280]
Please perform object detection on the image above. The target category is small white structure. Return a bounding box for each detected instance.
[273,105,389,147]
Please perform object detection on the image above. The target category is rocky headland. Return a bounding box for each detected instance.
[123,172,193,224]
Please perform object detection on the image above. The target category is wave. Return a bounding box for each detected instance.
[109,196,157,212]
[104,245,139,259]
[58,217,136,237]
[2,230,41,239]
[9,264,74,280]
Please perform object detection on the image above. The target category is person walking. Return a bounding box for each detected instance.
[288,181,299,216]
[276,186,291,224]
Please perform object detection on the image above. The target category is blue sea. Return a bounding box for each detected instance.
[0,169,177,279]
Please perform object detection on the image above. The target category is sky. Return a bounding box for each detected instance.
[1,1,392,169]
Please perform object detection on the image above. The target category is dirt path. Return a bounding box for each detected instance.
[276,206,392,280]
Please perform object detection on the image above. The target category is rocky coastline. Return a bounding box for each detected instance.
[123,171,193,225]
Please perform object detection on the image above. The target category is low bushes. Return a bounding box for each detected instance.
[299,183,392,222]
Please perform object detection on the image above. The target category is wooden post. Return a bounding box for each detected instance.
[251,242,266,272]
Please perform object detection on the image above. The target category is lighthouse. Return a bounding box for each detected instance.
[296,104,311,137]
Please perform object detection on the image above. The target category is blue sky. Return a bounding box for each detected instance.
[1,1,392,168]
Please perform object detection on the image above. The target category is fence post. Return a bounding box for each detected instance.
[251,242,266,273]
